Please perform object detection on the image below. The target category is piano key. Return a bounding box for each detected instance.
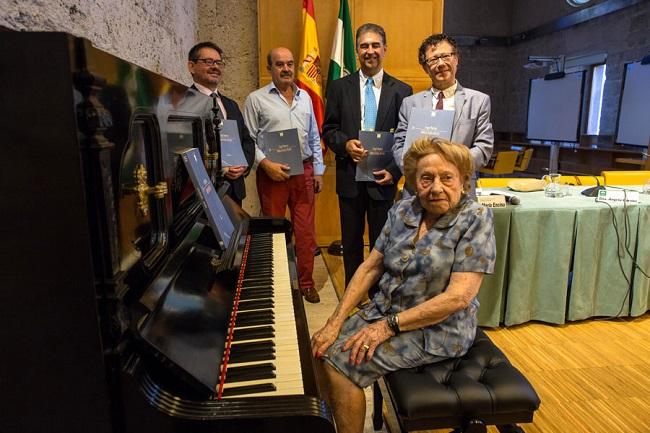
[228,349,274,364]
[221,233,304,399]
[233,326,274,341]
[229,340,274,354]
[237,298,274,311]
[225,363,276,383]
[234,310,274,326]
[220,383,277,398]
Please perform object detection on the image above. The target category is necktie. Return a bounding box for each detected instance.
[363,78,377,131]
[435,91,444,110]
[210,92,225,120]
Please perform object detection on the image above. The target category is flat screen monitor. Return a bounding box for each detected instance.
[526,72,584,142]
[616,61,650,146]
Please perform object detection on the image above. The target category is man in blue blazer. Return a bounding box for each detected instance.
[188,41,255,205]
[393,34,493,194]
[323,23,412,289]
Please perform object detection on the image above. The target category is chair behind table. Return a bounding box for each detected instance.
[602,170,650,185]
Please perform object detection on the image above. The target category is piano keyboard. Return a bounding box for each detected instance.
[220,232,304,398]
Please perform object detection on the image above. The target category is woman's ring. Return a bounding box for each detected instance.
[362,344,370,351]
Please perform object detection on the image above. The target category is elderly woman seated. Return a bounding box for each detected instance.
[311,138,497,433]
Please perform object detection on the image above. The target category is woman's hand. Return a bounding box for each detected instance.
[343,319,394,365]
[311,320,343,359]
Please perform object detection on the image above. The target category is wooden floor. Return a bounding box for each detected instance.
[317,249,650,433]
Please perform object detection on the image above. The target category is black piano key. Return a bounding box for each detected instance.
[242,279,274,286]
[220,383,277,397]
[242,277,272,284]
[244,272,273,279]
[229,341,275,363]
[231,340,274,353]
[235,310,274,327]
[225,363,276,383]
[246,254,271,260]
[237,298,274,311]
[232,326,275,341]
[243,279,274,287]
[239,289,273,301]
[242,275,273,285]
[228,348,274,364]
[245,266,271,272]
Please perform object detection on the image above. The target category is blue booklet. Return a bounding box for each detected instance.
[181,148,235,250]
[220,119,248,167]
[355,131,394,182]
[259,128,304,176]
[403,108,454,160]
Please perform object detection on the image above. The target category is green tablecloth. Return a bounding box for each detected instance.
[477,185,650,327]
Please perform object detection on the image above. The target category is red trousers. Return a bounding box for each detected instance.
[256,161,316,289]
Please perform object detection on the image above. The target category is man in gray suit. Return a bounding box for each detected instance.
[393,34,493,193]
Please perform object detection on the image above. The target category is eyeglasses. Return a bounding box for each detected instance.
[193,58,226,67]
[424,52,456,66]
[419,173,457,187]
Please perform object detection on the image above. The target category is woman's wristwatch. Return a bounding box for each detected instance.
[386,313,400,335]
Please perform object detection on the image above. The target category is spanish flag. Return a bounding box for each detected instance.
[296,0,324,134]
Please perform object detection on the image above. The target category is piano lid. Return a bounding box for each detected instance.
[137,238,233,397]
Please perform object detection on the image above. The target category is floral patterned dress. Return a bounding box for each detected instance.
[323,195,496,388]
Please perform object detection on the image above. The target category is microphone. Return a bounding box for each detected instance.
[581,175,605,197]
[490,192,520,205]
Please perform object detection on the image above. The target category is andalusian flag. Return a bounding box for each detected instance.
[327,0,356,85]
[297,0,325,133]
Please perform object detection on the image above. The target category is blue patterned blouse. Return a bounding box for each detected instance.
[359,194,496,357]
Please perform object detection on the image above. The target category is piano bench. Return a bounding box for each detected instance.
[374,329,540,433]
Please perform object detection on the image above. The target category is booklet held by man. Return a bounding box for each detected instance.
[220,119,248,167]
[259,128,304,176]
[355,130,394,182]
[180,147,235,251]
[403,108,454,160]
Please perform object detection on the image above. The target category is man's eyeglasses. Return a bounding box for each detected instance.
[193,58,226,67]
[424,52,456,66]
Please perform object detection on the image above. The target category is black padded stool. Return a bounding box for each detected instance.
[374,329,540,433]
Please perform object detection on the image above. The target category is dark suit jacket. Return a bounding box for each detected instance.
[219,94,255,201]
[191,84,255,201]
[323,71,412,201]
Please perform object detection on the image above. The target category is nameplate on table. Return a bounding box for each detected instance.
[259,128,304,176]
[477,195,507,208]
[595,188,639,205]
[356,130,394,182]
[220,119,248,167]
[403,108,454,161]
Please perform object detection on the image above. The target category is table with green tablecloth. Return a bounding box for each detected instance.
[477,185,650,327]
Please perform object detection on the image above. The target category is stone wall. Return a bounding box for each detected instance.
[1,0,262,213]
[0,0,198,84]
[197,0,258,107]
[508,1,649,134]
[444,0,513,37]
[197,0,260,215]
[511,0,611,34]
[445,0,650,135]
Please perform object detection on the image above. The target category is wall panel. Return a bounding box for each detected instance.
[257,0,443,245]
[258,0,443,91]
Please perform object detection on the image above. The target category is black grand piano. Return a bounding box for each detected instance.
[0,32,334,433]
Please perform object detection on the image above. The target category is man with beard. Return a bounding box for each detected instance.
[187,41,255,205]
[392,34,493,195]
[322,23,412,294]
[243,47,324,303]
